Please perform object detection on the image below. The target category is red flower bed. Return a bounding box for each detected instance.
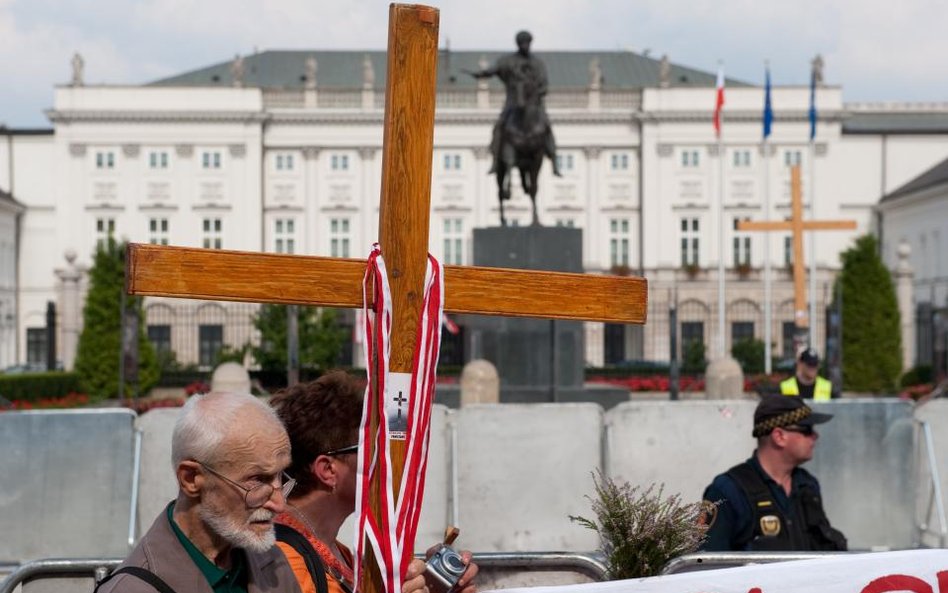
[589,373,788,394]
[2,392,90,411]
[185,381,211,396]
[900,383,934,401]
[587,375,707,392]
[123,397,186,414]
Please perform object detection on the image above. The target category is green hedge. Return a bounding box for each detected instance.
[0,372,82,403]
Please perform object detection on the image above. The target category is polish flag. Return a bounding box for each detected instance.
[713,65,725,137]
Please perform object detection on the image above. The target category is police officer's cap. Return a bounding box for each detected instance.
[515,31,533,44]
[752,394,833,437]
[798,347,820,367]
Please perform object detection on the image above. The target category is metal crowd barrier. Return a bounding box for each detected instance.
[0,559,121,593]
[469,552,608,580]
[0,553,606,593]
[660,551,846,574]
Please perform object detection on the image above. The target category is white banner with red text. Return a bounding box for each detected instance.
[486,550,948,593]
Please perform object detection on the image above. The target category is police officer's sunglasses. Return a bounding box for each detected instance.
[780,425,815,436]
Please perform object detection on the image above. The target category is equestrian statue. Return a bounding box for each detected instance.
[469,30,561,226]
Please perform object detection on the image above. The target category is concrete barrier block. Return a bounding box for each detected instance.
[606,401,756,503]
[456,404,603,552]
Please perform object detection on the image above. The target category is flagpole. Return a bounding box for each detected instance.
[808,139,817,347]
[716,62,726,359]
[807,61,818,348]
[762,63,773,375]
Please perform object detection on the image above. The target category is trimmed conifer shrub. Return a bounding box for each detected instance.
[74,239,159,399]
[837,234,902,392]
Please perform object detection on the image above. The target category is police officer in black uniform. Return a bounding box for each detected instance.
[699,395,847,551]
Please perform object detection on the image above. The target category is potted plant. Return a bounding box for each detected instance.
[682,262,700,280]
[735,262,753,279]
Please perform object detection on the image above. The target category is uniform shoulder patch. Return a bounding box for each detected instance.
[698,499,719,528]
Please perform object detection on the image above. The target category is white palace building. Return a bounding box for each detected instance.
[1,49,947,374]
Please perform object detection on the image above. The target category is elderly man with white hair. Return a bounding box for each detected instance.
[97,391,301,592]
[96,392,435,593]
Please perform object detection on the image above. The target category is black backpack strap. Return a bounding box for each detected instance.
[94,566,177,593]
[275,523,330,593]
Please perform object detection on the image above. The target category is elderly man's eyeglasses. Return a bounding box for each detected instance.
[322,444,359,457]
[197,462,296,508]
[780,425,815,437]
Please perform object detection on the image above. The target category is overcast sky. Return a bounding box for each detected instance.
[2,0,946,127]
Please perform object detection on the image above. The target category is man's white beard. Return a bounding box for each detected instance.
[200,503,276,554]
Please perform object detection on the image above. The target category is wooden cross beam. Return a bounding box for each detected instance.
[125,5,646,592]
[737,165,855,328]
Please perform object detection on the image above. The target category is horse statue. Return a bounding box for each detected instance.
[468,30,562,227]
[495,101,551,226]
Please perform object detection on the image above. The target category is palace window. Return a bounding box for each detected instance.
[610,153,629,171]
[556,153,575,172]
[681,149,700,168]
[681,321,704,355]
[784,150,802,167]
[149,217,169,245]
[147,325,172,356]
[443,153,462,171]
[148,151,169,169]
[96,217,115,251]
[782,322,797,357]
[202,218,222,249]
[274,218,296,254]
[275,153,295,171]
[554,218,575,228]
[201,151,222,169]
[732,321,755,343]
[198,324,223,368]
[732,217,751,267]
[609,218,631,267]
[680,217,700,266]
[331,154,350,171]
[732,149,751,168]
[26,327,46,366]
[443,218,464,265]
[330,218,350,258]
[95,151,115,169]
[784,236,793,267]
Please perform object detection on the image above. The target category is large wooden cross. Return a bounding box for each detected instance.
[737,165,855,330]
[125,5,646,592]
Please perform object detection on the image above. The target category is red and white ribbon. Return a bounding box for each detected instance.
[353,244,444,593]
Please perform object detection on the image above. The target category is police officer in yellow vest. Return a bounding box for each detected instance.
[781,347,838,401]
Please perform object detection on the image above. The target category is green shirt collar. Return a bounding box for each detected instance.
[166,501,248,593]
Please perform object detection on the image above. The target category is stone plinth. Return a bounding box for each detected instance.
[467,226,584,391]
[460,359,500,405]
[211,362,251,394]
[705,356,744,399]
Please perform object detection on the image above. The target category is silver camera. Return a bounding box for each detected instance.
[424,544,467,593]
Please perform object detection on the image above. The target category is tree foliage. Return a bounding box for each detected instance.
[681,340,707,375]
[74,238,159,399]
[837,234,902,392]
[251,304,347,373]
[731,338,765,375]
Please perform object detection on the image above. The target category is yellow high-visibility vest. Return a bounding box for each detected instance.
[780,376,833,401]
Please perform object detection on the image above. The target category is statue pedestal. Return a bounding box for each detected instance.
[445,225,626,408]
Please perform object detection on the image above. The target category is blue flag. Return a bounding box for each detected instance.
[808,67,817,141]
[763,66,773,139]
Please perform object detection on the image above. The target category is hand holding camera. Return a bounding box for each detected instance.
[423,527,477,593]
